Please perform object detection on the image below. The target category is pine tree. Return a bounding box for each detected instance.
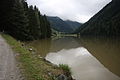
[44,15,51,38]
[0,0,51,40]
[39,14,51,38]
[34,6,41,38]
[0,0,14,32]
[27,6,41,39]
[8,0,30,40]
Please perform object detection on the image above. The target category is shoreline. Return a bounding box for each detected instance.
[1,34,73,80]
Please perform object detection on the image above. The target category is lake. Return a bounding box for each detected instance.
[28,37,120,80]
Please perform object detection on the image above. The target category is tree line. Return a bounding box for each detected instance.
[0,0,51,41]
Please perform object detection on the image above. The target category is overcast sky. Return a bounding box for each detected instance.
[27,0,111,23]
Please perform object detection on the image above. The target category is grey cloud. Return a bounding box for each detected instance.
[27,0,111,23]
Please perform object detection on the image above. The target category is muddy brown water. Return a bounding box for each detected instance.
[28,37,120,80]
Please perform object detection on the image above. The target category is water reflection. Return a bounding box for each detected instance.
[46,47,120,80]
[80,37,120,77]
[50,37,81,52]
[28,38,51,57]
[28,37,81,56]
[28,37,120,80]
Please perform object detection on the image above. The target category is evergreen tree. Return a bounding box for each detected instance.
[8,0,30,40]
[34,6,41,38]
[0,0,51,40]
[0,0,14,32]
[39,14,51,38]
[43,15,51,38]
[27,6,41,39]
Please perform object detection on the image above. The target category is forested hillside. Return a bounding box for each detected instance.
[65,20,82,31]
[0,0,51,41]
[77,0,120,36]
[47,16,81,33]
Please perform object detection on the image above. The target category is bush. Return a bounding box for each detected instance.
[59,64,72,75]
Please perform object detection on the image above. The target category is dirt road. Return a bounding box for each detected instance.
[0,35,22,80]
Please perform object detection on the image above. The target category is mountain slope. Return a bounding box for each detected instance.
[65,20,82,31]
[47,16,81,33]
[77,0,120,36]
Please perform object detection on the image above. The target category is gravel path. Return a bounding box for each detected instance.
[0,35,23,80]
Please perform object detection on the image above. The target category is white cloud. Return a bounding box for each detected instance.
[27,0,112,23]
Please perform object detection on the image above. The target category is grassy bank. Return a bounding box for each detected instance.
[1,34,72,80]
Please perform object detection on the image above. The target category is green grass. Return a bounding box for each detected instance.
[1,34,66,80]
[59,64,72,75]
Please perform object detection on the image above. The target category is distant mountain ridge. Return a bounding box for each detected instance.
[65,20,81,31]
[76,0,120,36]
[47,16,82,33]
